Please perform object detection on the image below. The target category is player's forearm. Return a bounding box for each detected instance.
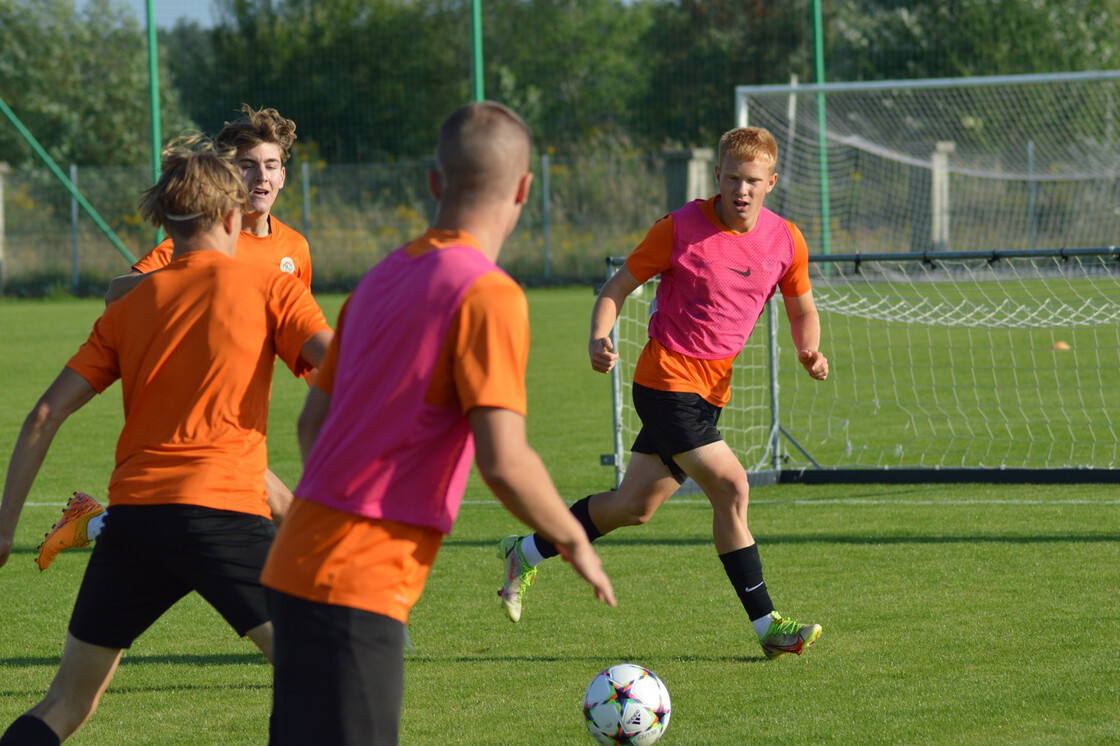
[297,388,331,465]
[590,265,640,342]
[299,330,333,371]
[265,469,294,525]
[789,310,821,352]
[589,294,621,343]
[470,407,589,548]
[0,403,66,540]
[480,448,589,551]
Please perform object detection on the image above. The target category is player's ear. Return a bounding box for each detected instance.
[427,169,442,201]
[767,171,779,192]
[223,208,240,236]
[514,172,533,206]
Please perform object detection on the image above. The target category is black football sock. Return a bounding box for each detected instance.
[531,496,603,560]
[719,543,774,622]
[0,715,61,746]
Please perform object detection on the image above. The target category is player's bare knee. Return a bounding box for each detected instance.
[706,484,749,514]
[626,505,658,526]
[610,494,660,527]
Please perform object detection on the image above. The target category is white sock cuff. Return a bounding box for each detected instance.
[519,535,545,567]
[751,612,775,639]
[86,512,107,541]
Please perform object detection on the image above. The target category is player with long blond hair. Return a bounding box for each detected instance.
[0,134,331,745]
[36,106,316,569]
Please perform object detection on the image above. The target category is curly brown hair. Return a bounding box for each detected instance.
[216,104,298,163]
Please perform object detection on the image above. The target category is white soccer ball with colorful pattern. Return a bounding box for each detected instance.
[582,663,671,746]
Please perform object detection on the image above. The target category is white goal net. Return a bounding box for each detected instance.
[607,250,1120,485]
[606,73,1120,484]
[735,71,1120,258]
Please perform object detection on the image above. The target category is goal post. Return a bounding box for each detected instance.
[604,72,1120,486]
[606,248,1120,487]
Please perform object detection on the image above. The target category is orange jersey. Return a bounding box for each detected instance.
[134,215,312,289]
[262,229,528,621]
[626,196,811,406]
[262,500,442,624]
[67,250,330,517]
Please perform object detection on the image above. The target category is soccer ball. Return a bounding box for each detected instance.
[582,663,671,746]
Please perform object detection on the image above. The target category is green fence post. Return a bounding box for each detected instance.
[0,95,136,265]
[471,0,485,101]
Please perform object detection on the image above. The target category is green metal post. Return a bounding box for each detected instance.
[812,0,831,255]
[147,0,164,243]
[470,0,484,101]
[0,95,136,264]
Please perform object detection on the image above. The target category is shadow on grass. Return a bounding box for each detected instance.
[0,652,267,669]
[0,680,270,701]
[446,532,1120,549]
[752,532,1119,546]
[405,653,766,665]
[118,653,268,667]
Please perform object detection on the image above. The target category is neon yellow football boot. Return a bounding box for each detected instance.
[759,611,822,659]
[497,535,537,623]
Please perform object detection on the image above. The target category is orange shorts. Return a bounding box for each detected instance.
[261,498,443,624]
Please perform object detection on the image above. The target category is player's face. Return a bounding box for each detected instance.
[237,142,287,216]
[714,154,778,233]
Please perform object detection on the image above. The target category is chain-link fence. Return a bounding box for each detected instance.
[0,148,711,294]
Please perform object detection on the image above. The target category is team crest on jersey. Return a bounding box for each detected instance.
[279,257,296,274]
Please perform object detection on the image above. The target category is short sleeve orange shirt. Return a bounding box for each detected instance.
[133,215,313,289]
[625,196,811,406]
[67,250,331,516]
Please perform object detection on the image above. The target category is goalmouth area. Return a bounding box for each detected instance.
[607,249,1120,487]
[607,72,1120,487]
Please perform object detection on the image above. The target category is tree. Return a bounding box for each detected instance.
[176,0,471,162]
[828,0,1120,81]
[482,0,653,154]
[0,0,194,167]
[187,0,654,160]
[146,0,1120,164]
[634,0,814,149]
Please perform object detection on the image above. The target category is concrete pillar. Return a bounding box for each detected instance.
[931,141,955,251]
[664,148,714,212]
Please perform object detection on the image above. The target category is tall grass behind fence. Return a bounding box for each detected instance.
[3,165,154,293]
[1,151,670,294]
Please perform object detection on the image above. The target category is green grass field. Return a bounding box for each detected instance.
[1,290,1118,744]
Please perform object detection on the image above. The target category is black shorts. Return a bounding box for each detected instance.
[68,504,276,649]
[631,382,724,484]
[269,591,405,746]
